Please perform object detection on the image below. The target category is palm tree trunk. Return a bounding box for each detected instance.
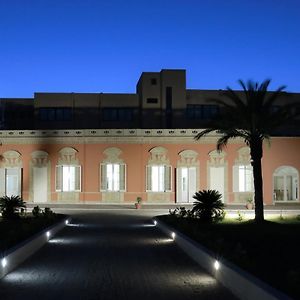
[250,140,264,223]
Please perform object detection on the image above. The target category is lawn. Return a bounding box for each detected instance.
[0,213,66,252]
[158,214,300,299]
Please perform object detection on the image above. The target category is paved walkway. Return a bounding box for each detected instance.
[0,210,236,300]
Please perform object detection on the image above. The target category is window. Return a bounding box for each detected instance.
[102,108,133,122]
[100,163,126,191]
[233,165,253,192]
[39,108,72,121]
[151,78,157,85]
[56,165,81,192]
[146,165,172,192]
[0,168,22,197]
[186,104,219,120]
[147,98,158,104]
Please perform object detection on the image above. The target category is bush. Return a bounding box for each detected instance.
[169,207,194,218]
[32,206,41,218]
[0,195,26,220]
[43,207,55,218]
[191,189,225,223]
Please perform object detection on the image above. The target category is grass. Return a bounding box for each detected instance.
[0,213,65,252]
[158,214,300,299]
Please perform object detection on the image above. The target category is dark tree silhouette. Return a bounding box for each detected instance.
[192,189,224,223]
[0,195,26,219]
[195,79,297,223]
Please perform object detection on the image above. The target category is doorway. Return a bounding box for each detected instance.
[33,167,48,203]
[176,167,197,203]
[209,166,225,202]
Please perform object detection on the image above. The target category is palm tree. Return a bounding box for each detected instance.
[195,79,297,223]
[192,189,224,223]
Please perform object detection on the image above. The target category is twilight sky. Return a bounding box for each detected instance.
[0,0,300,98]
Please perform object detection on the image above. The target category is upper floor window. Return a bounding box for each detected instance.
[186,104,219,120]
[39,107,72,121]
[102,108,133,122]
[147,98,158,104]
[151,78,157,85]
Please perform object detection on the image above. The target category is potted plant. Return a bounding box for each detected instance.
[246,197,254,209]
[135,197,142,209]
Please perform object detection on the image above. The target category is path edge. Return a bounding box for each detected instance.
[154,217,292,300]
[0,216,70,279]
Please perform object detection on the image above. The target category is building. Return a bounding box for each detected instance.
[0,69,299,205]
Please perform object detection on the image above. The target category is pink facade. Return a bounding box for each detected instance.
[0,129,299,205]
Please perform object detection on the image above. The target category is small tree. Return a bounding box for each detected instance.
[0,195,26,220]
[192,190,224,223]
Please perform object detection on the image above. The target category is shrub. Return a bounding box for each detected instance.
[191,189,225,223]
[0,195,26,220]
[43,207,55,218]
[169,207,194,218]
[32,206,41,218]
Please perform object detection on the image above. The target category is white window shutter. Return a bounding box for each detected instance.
[56,166,62,192]
[119,164,126,191]
[146,165,152,191]
[233,165,239,192]
[0,168,5,197]
[18,168,22,196]
[100,163,107,191]
[189,167,197,201]
[75,166,81,191]
[176,167,182,202]
[164,165,172,192]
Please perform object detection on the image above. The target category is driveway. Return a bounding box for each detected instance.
[0,209,236,299]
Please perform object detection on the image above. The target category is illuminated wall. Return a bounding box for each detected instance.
[0,129,299,205]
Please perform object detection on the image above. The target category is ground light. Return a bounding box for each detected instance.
[2,258,7,268]
[171,232,176,240]
[214,260,220,270]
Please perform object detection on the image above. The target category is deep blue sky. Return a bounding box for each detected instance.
[1,0,300,98]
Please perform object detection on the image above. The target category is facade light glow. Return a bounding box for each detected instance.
[214,260,220,270]
[2,258,7,268]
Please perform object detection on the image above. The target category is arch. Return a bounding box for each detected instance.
[148,146,169,165]
[58,147,79,165]
[235,146,251,164]
[273,166,299,202]
[103,147,123,163]
[1,150,22,168]
[31,150,49,167]
[208,149,226,166]
[178,150,199,166]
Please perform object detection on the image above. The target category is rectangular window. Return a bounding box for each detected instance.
[147,98,158,104]
[233,165,253,192]
[151,78,157,85]
[56,165,81,192]
[100,163,126,192]
[186,104,219,120]
[102,108,133,122]
[39,107,72,121]
[118,108,133,121]
[0,168,22,197]
[146,165,172,192]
